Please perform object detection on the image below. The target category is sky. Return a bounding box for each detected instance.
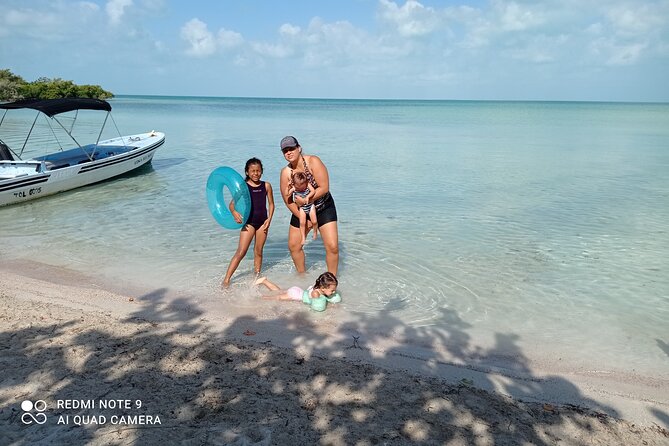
[1,0,668,101]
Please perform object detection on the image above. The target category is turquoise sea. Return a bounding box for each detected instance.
[1,96,668,380]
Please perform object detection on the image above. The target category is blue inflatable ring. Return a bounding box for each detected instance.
[206,166,251,230]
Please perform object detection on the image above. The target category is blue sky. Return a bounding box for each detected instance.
[1,0,668,101]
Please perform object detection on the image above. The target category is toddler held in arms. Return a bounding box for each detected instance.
[255,272,340,312]
[288,171,318,245]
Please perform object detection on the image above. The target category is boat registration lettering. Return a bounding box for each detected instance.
[134,154,151,165]
[49,168,77,181]
[13,187,42,199]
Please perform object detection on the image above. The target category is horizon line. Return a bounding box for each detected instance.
[112,94,669,105]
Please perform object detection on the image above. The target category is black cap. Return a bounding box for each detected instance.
[280,135,299,150]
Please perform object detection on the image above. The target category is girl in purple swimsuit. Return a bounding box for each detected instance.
[222,158,275,287]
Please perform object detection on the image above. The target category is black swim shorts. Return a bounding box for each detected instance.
[290,192,337,228]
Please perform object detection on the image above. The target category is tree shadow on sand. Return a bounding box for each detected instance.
[1,290,668,445]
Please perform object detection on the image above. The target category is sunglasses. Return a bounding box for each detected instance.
[281,146,297,154]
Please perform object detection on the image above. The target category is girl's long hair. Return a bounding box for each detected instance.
[244,157,263,181]
[314,272,338,290]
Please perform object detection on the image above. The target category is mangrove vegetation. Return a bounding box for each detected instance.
[0,69,113,101]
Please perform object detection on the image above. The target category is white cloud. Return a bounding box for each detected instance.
[106,0,133,25]
[251,42,293,58]
[506,38,559,63]
[607,42,647,65]
[233,55,250,67]
[245,17,370,66]
[378,0,441,37]
[4,0,664,100]
[6,8,59,27]
[585,22,604,36]
[2,2,100,40]
[460,16,493,49]
[591,37,648,65]
[458,0,547,46]
[181,18,217,57]
[280,23,301,37]
[495,1,545,31]
[606,3,667,36]
[302,18,371,66]
[218,28,243,49]
[582,1,669,65]
[179,19,244,56]
[140,0,167,12]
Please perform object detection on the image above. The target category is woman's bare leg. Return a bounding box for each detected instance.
[288,224,307,273]
[318,221,339,276]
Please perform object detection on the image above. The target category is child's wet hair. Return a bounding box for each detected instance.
[244,157,263,180]
[291,171,308,186]
[314,272,338,290]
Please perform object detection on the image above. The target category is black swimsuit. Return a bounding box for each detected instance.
[245,182,268,230]
[289,157,337,228]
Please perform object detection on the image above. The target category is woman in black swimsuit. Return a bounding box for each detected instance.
[279,136,339,275]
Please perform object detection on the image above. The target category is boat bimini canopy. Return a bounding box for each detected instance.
[0,98,118,161]
[0,98,112,117]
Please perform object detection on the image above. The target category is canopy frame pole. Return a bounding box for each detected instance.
[108,113,129,150]
[19,112,41,158]
[90,111,110,159]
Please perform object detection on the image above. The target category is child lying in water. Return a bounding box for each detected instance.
[255,272,341,312]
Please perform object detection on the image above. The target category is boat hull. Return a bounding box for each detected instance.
[0,132,164,207]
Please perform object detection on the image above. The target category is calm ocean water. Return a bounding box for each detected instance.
[1,96,668,378]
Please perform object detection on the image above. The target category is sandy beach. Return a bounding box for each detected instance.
[1,263,668,445]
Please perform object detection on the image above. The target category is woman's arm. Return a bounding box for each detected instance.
[279,167,301,218]
[305,155,330,201]
[306,187,316,202]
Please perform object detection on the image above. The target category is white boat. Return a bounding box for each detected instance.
[0,98,165,207]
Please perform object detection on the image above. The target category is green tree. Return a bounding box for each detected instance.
[0,69,27,100]
[22,77,78,99]
[1,69,113,100]
[76,84,113,99]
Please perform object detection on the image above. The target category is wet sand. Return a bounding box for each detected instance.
[1,264,668,445]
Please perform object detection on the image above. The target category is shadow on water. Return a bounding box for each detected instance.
[657,339,669,358]
[2,289,668,445]
[114,160,157,178]
[149,157,188,171]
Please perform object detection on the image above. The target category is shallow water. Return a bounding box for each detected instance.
[1,96,668,377]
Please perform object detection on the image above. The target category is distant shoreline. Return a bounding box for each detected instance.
[112,94,669,105]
